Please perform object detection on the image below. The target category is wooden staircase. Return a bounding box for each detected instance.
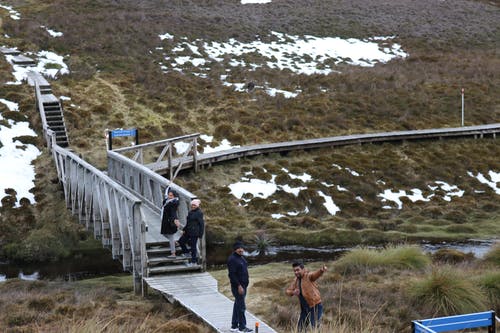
[146,241,202,275]
[38,89,69,148]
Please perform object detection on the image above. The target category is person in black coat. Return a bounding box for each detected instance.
[160,189,179,257]
[179,199,204,265]
[227,241,252,332]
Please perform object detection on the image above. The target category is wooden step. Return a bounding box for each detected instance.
[44,107,62,112]
[147,255,189,265]
[11,55,36,66]
[146,247,174,256]
[46,117,64,122]
[0,46,20,55]
[147,263,202,275]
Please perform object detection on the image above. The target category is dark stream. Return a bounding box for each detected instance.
[0,248,124,282]
[0,239,496,282]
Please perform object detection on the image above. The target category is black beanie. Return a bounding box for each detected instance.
[233,241,244,250]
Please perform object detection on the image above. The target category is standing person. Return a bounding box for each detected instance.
[227,241,252,333]
[285,262,327,332]
[160,189,179,258]
[178,199,204,266]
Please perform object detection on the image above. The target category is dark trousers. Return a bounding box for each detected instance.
[231,284,247,330]
[298,303,323,332]
[179,234,198,263]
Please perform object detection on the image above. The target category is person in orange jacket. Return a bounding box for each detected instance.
[285,262,327,331]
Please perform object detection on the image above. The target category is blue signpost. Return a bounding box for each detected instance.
[108,128,138,150]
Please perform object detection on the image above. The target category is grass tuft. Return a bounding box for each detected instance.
[483,242,500,267]
[407,265,486,316]
[334,245,430,274]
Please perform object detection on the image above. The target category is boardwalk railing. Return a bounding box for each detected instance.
[107,150,206,271]
[412,310,497,333]
[112,133,200,180]
[34,82,52,148]
[138,123,500,174]
[46,131,148,294]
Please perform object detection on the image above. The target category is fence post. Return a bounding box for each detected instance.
[168,141,173,180]
[193,136,198,173]
[489,311,496,333]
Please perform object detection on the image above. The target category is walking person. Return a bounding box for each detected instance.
[178,199,204,266]
[227,241,252,333]
[285,262,327,332]
[160,189,180,258]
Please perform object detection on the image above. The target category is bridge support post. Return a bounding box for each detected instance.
[193,137,198,173]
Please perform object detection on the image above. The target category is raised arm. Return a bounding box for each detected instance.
[309,265,327,282]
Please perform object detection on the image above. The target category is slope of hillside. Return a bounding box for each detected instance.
[0,0,498,256]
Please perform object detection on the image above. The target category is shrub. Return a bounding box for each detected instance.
[483,243,500,267]
[432,249,474,264]
[407,265,486,316]
[335,246,429,274]
[475,271,500,313]
[28,296,55,311]
[445,224,476,234]
[253,230,276,255]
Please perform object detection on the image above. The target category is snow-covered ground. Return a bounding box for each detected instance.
[0,3,20,20]
[1,2,69,206]
[156,30,407,98]
[0,99,41,206]
[227,165,500,218]
[4,50,69,85]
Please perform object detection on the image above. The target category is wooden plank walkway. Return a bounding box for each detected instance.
[145,272,278,333]
[27,70,51,89]
[11,54,36,66]
[0,46,20,55]
[146,123,500,174]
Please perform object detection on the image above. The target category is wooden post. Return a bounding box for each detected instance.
[168,141,173,180]
[193,136,198,173]
[201,227,207,271]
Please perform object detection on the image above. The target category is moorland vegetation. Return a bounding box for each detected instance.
[0,0,499,331]
[0,0,498,260]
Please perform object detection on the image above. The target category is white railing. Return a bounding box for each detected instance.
[113,133,200,180]
[107,150,206,270]
[52,144,148,294]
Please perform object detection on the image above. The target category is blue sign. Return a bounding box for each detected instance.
[111,129,137,138]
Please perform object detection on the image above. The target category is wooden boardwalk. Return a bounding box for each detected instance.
[144,123,500,174]
[20,45,281,333]
[145,272,277,333]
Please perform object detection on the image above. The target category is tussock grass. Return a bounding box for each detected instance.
[474,271,500,313]
[212,257,498,333]
[334,246,430,274]
[483,242,500,266]
[432,249,474,264]
[407,265,487,316]
[0,277,209,332]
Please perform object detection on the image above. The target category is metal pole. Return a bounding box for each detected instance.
[108,131,113,150]
[461,88,464,127]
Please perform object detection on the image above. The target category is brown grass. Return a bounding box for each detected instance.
[210,248,499,333]
[0,276,210,332]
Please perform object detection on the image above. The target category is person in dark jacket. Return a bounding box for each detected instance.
[227,241,252,333]
[179,199,204,266]
[160,189,179,258]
